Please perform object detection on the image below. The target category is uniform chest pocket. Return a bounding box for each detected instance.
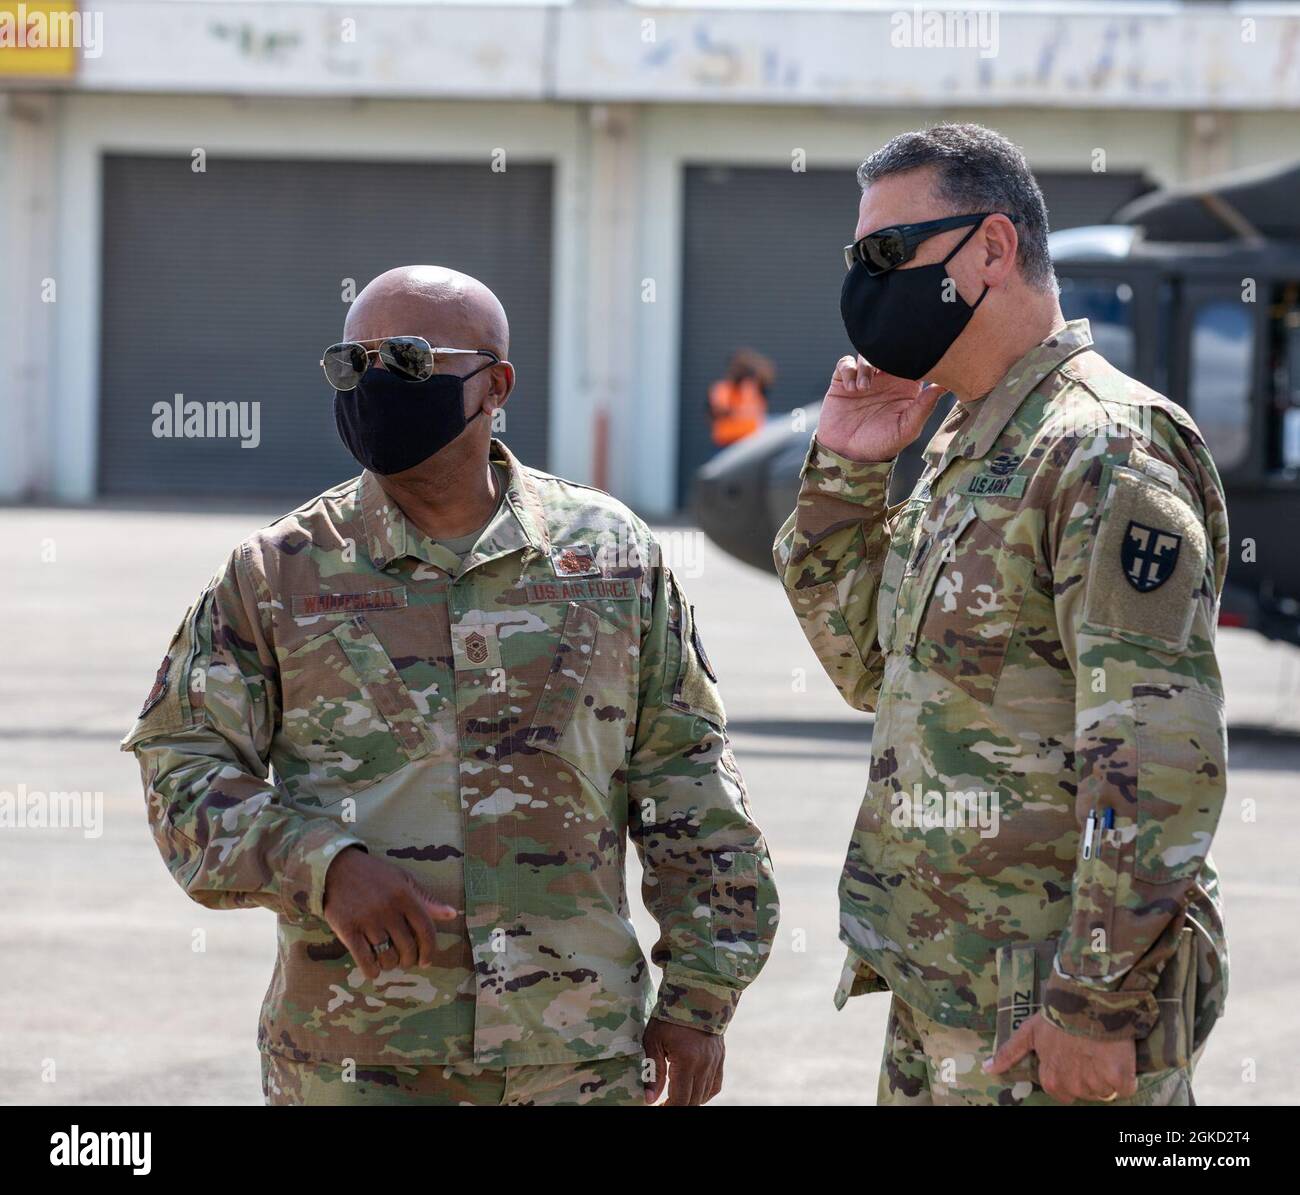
[277,614,434,803]
[906,507,1032,703]
[524,602,637,790]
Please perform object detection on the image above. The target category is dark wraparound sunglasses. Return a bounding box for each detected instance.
[843,212,1016,274]
[321,336,501,391]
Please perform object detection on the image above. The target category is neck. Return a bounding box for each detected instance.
[939,293,1067,404]
[377,445,499,541]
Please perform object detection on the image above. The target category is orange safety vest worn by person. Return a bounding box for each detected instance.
[709,350,773,447]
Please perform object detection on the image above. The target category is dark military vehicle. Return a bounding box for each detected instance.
[693,160,1300,644]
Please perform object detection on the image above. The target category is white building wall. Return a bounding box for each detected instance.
[1,94,59,502]
[6,1,1300,511]
[61,1,1300,113]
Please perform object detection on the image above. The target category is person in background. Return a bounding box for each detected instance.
[709,348,774,448]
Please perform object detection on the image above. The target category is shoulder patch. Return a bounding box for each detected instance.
[1083,464,1207,651]
[665,572,725,727]
[690,606,717,682]
[139,653,172,717]
[121,600,206,751]
[1121,521,1181,592]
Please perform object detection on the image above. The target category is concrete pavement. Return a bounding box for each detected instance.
[1,504,1296,1105]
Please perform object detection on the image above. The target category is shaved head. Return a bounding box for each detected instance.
[344,265,509,358]
[335,265,516,512]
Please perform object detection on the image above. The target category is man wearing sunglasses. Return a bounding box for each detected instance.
[776,124,1228,1106]
[123,264,778,1106]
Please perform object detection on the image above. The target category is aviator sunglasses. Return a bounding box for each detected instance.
[321,336,501,391]
[843,211,1016,274]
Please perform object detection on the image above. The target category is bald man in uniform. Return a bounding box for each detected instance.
[123,266,778,1106]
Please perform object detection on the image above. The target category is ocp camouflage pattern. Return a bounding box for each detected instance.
[877,994,1194,1106]
[124,439,778,1068]
[261,1051,647,1106]
[776,320,1228,1052]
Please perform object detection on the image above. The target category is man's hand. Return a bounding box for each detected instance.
[322,846,457,980]
[816,354,944,463]
[643,1019,724,1106]
[984,1011,1138,1104]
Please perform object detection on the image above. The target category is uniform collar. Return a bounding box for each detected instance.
[358,439,550,573]
[924,319,1094,474]
[467,440,552,573]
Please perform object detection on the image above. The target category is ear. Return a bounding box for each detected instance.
[980,214,1020,288]
[481,361,515,415]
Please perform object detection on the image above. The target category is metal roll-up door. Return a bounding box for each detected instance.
[1035,170,1154,231]
[99,155,553,499]
[678,165,857,506]
[676,164,1153,505]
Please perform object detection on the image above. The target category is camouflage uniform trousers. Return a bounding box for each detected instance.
[261,1051,648,1107]
[876,997,1196,1107]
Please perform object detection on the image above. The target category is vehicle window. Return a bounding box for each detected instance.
[1154,280,1175,397]
[1267,290,1300,475]
[1057,276,1135,374]
[1190,300,1252,472]
[1284,322,1300,471]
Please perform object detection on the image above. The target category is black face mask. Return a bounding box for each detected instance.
[333,362,492,475]
[839,222,988,381]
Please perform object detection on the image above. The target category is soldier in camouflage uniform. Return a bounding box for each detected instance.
[776,125,1228,1106]
[123,265,778,1106]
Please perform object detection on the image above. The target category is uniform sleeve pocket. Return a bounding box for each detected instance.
[1059,821,1136,979]
[711,851,761,979]
[1133,683,1226,883]
[794,578,869,689]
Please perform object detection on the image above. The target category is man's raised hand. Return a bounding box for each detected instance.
[815,354,945,463]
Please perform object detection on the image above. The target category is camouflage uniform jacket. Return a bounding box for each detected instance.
[123,440,778,1067]
[775,321,1229,1046]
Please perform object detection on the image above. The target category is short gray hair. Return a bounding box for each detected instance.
[857,123,1056,293]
